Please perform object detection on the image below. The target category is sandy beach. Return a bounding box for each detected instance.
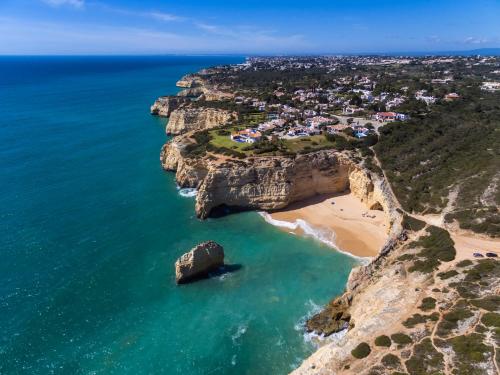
[267,192,389,258]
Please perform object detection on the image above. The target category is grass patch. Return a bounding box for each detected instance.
[351,342,371,359]
[374,335,391,347]
[283,135,336,153]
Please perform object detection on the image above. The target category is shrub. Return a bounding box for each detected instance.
[419,297,436,311]
[470,295,500,312]
[448,333,493,369]
[481,312,500,327]
[374,335,391,347]
[390,333,412,346]
[351,342,371,359]
[456,259,473,268]
[402,215,426,231]
[381,353,400,368]
[408,226,456,273]
[405,338,444,375]
[437,270,458,280]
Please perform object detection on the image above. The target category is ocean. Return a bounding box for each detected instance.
[0,56,357,374]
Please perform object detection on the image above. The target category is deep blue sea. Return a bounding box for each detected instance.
[0,56,357,374]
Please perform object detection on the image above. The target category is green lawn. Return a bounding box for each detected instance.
[208,128,336,157]
[284,135,336,153]
[208,128,253,154]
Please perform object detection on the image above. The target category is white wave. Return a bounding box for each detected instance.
[293,299,350,348]
[258,211,371,263]
[294,299,323,332]
[178,188,198,198]
[231,355,237,366]
[231,322,248,344]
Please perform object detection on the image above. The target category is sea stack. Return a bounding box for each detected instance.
[175,241,224,284]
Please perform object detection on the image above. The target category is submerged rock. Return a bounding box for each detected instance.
[175,241,224,284]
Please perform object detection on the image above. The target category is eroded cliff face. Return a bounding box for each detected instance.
[166,107,235,135]
[150,96,189,117]
[161,139,398,225]
[195,152,354,218]
[176,74,204,88]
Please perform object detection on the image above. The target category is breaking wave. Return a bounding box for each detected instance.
[295,299,348,348]
[178,188,198,198]
[231,322,248,345]
[258,212,370,262]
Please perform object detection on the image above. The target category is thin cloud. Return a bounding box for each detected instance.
[195,23,220,33]
[42,0,84,8]
[145,11,184,22]
[463,36,488,44]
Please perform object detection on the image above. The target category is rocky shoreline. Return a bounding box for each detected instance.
[152,72,500,375]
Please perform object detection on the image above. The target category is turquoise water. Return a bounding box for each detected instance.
[0,56,357,374]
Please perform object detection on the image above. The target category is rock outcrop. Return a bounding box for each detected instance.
[175,241,224,284]
[166,107,235,135]
[150,96,189,117]
[176,74,204,88]
[161,139,399,226]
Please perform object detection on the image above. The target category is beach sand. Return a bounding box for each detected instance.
[268,192,388,258]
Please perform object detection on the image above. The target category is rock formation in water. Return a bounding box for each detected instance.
[160,127,499,375]
[175,241,224,284]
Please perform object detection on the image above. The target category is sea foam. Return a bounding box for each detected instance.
[178,188,198,198]
[258,212,370,262]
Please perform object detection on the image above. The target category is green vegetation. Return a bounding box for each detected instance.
[283,135,336,154]
[381,353,400,368]
[464,259,500,282]
[374,335,391,347]
[419,297,436,311]
[481,312,500,327]
[448,334,493,374]
[397,253,415,262]
[408,226,456,274]
[437,270,458,280]
[375,89,500,237]
[405,338,444,375]
[351,342,371,359]
[470,295,500,312]
[436,301,474,337]
[401,215,426,232]
[456,259,473,268]
[390,333,412,346]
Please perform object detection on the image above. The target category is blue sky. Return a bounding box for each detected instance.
[1,0,499,54]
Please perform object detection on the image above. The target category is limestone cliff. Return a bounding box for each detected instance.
[161,139,398,225]
[166,107,235,135]
[150,96,189,117]
[291,224,499,375]
[176,74,204,88]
